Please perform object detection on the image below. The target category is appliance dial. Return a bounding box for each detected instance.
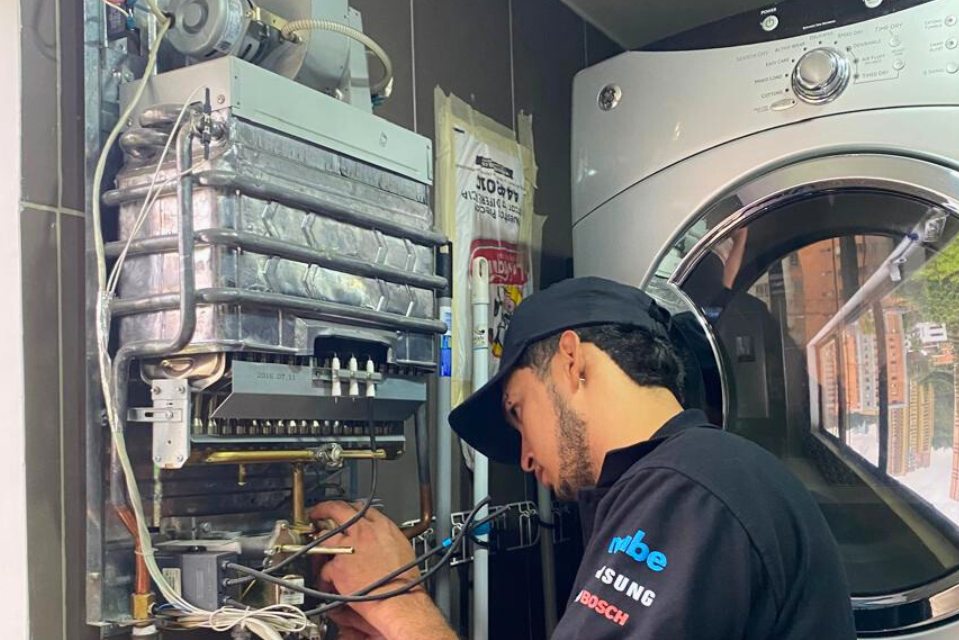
[791,48,850,105]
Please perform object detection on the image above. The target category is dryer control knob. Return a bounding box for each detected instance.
[791,48,850,104]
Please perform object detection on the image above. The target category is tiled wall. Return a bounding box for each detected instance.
[17,0,620,637]
[347,3,621,638]
[354,0,621,288]
[19,0,88,636]
[351,0,620,513]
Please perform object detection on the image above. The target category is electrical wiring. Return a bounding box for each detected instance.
[99,0,131,18]
[92,3,168,298]
[305,498,498,617]
[107,86,207,295]
[222,497,493,613]
[91,5,419,637]
[156,604,310,638]
[280,19,394,99]
[92,8,315,637]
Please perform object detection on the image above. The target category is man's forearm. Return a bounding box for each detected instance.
[373,592,459,640]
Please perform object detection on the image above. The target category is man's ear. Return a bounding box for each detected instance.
[554,330,585,392]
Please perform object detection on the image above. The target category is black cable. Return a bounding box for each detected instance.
[304,497,493,616]
[225,398,379,587]
[222,497,491,611]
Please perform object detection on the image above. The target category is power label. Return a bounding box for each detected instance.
[162,568,182,597]
[277,575,305,605]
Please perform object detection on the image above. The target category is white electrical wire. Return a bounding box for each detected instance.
[92,5,313,637]
[280,19,394,98]
[99,0,131,18]
[106,85,206,295]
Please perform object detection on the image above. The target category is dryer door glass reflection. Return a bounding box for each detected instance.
[676,191,959,604]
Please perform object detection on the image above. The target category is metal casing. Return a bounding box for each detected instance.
[110,62,445,367]
[571,0,959,225]
[122,57,432,184]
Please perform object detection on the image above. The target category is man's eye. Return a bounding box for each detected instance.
[510,406,521,422]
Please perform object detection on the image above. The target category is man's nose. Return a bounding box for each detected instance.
[520,446,535,473]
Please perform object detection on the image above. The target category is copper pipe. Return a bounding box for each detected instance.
[403,483,434,540]
[402,404,434,539]
[192,448,388,465]
[339,448,389,460]
[114,506,150,596]
[292,463,309,529]
[274,544,355,555]
[196,449,317,464]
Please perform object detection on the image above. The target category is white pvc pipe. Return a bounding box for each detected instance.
[435,244,453,618]
[470,257,490,640]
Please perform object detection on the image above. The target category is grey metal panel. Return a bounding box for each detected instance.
[60,0,85,212]
[412,0,513,143]
[122,58,434,185]
[21,208,65,640]
[20,0,60,207]
[214,361,427,421]
[60,213,93,640]
[350,0,416,131]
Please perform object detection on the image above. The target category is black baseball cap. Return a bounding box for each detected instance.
[448,276,672,464]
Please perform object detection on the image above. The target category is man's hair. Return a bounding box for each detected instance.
[517,324,685,402]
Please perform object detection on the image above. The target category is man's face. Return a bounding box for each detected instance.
[502,364,594,500]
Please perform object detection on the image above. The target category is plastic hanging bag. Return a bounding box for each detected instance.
[434,88,538,410]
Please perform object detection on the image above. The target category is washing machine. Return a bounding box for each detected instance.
[572,0,959,636]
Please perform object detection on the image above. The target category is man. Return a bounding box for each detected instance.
[312,277,857,639]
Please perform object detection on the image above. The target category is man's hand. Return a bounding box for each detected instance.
[310,501,458,640]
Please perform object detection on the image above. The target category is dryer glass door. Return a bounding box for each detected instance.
[645,154,959,633]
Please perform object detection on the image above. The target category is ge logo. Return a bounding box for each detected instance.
[598,84,622,111]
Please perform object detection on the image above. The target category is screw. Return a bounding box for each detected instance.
[177,385,186,394]
[176,454,184,462]
[217,94,226,105]
[152,386,161,396]
[598,84,622,111]
[153,455,161,463]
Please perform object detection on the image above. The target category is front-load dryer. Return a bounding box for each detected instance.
[572,0,959,636]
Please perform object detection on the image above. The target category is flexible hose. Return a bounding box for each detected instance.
[280,19,394,97]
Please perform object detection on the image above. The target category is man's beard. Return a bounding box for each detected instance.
[548,383,594,501]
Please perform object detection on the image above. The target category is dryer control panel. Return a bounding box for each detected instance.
[572,0,959,224]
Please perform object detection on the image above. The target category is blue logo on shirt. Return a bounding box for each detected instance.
[607,529,668,572]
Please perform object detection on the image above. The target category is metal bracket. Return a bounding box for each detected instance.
[134,379,192,469]
[247,5,293,36]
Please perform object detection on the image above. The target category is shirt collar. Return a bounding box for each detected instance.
[594,408,715,488]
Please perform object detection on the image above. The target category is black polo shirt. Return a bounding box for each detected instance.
[552,409,856,640]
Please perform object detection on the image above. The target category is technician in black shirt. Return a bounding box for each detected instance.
[312,277,857,640]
